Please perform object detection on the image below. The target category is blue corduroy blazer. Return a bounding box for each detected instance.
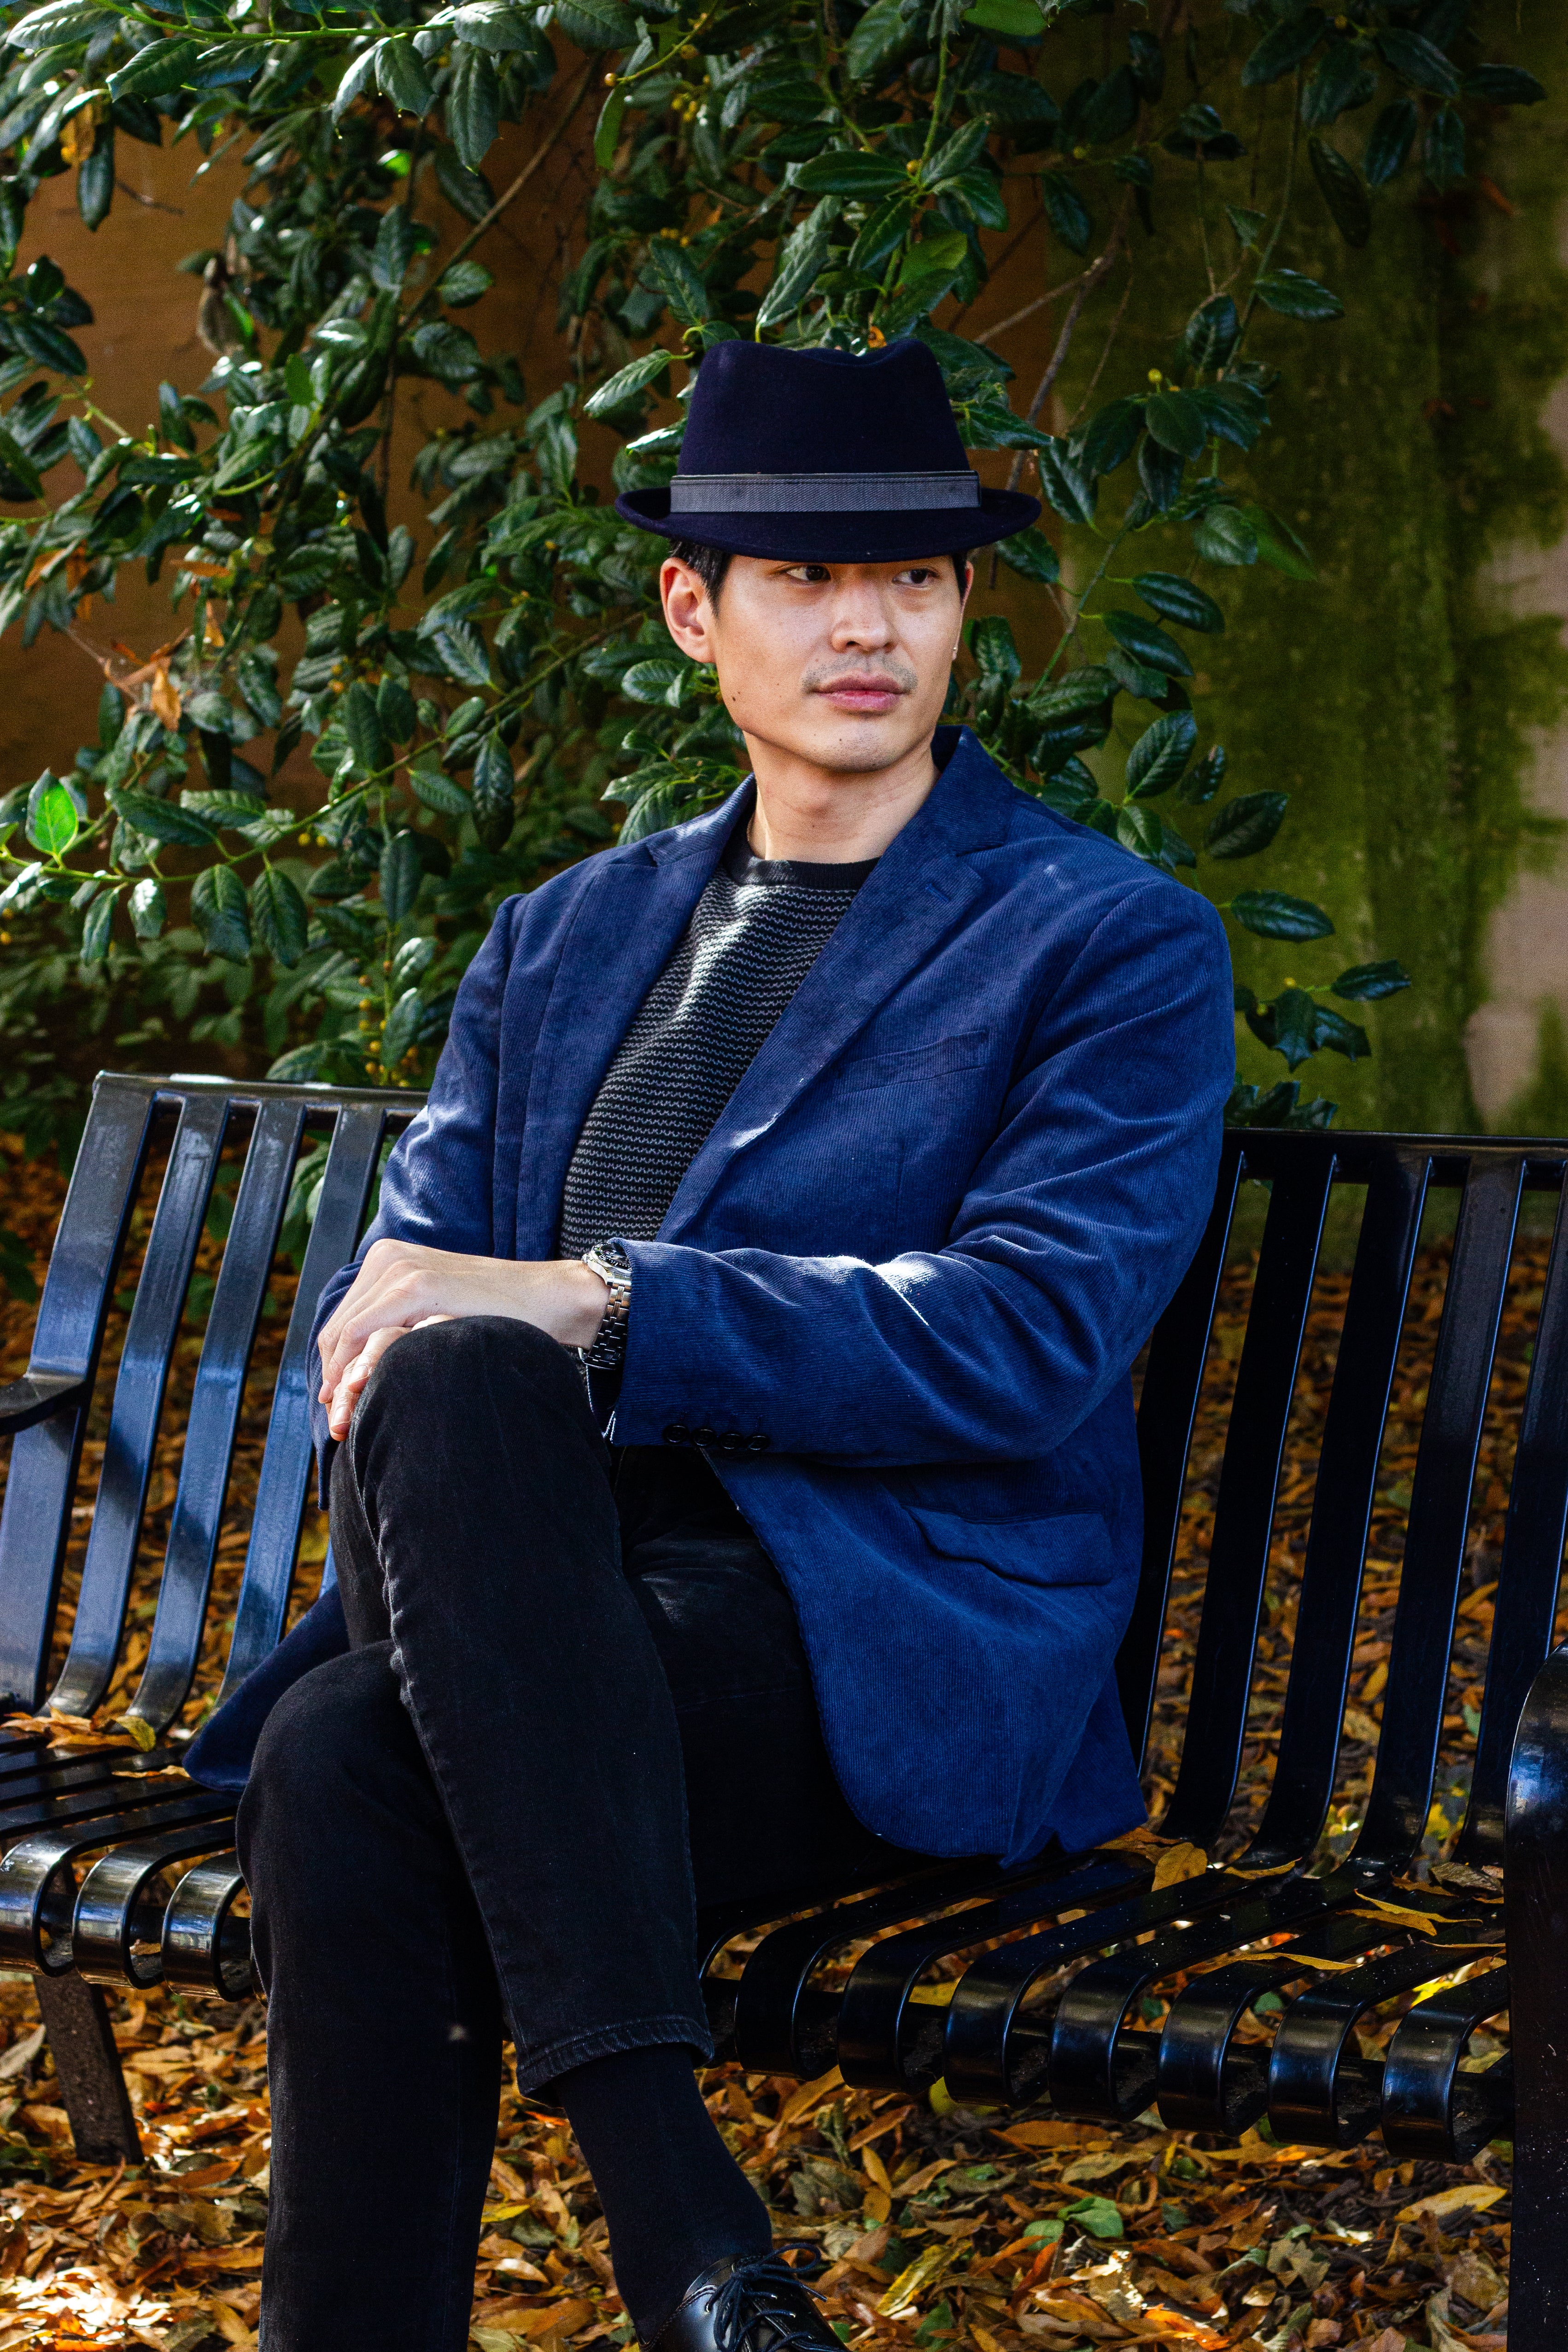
[189,729,1234,1865]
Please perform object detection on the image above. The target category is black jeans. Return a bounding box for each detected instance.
[237,1316,897,2349]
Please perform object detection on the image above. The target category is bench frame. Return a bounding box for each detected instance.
[1,1077,1566,2340]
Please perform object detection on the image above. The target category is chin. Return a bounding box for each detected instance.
[803,717,935,775]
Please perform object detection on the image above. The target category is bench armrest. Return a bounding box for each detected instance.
[0,1373,92,1436]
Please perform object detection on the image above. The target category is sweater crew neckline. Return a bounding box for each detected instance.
[722,823,879,891]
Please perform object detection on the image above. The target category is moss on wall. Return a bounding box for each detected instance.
[971,2,1566,1135]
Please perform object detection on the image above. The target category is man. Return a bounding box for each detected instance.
[206,336,1234,2352]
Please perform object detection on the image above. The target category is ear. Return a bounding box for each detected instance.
[661,557,717,662]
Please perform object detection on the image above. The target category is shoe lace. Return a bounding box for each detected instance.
[709,2246,826,2352]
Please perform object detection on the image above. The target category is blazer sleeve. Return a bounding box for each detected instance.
[609,878,1235,1467]
[305,895,523,1474]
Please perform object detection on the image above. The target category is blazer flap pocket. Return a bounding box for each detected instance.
[834,1029,990,1095]
[909,1507,1116,1589]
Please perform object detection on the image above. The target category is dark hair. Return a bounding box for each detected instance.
[667,538,970,607]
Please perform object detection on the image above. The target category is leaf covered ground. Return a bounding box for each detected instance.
[0,1142,1542,2352]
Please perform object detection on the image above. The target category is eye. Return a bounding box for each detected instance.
[896,567,939,585]
[783,563,833,584]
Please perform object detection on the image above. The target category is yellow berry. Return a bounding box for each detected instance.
[1148,368,1163,384]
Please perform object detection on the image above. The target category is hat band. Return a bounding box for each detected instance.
[667,469,980,515]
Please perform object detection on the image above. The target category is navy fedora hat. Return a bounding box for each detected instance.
[615,337,1040,562]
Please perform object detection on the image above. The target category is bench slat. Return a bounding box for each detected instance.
[1460,1159,1568,1864]
[0,1077,159,1709]
[1162,1146,1335,1847]
[132,1095,310,1732]
[1245,1143,1431,1870]
[1355,1152,1524,1869]
[218,1099,402,1700]
[51,1093,230,1720]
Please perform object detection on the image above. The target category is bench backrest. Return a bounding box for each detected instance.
[1,1081,1565,1872]
[1126,1127,1568,1881]
[0,1073,425,1729]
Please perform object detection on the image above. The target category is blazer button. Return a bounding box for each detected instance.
[746,1433,772,1453]
[717,1431,746,1454]
[662,1423,691,1447]
[692,1425,717,1446]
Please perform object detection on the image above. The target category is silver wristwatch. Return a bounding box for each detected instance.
[581,1240,633,1369]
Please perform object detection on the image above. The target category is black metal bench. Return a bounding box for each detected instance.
[1,1077,1566,2338]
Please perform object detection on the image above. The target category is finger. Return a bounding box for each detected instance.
[319,1269,422,1396]
[326,1323,410,1439]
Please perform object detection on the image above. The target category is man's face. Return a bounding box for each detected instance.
[660,555,970,777]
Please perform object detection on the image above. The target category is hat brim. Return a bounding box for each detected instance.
[614,485,1041,561]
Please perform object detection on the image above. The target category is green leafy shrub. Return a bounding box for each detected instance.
[0,0,1545,1159]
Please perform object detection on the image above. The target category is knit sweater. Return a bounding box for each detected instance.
[556,823,876,1259]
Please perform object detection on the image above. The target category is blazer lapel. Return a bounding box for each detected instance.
[514,786,751,1255]
[660,731,1013,1241]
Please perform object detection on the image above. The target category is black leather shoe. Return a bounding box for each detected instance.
[647,2249,841,2352]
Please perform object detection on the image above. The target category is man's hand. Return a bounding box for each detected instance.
[316,1241,609,1440]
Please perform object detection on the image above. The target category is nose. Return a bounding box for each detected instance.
[829,579,896,652]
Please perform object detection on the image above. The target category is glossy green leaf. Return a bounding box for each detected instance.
[1240,503,1316,582]
[1252,269,1344,322]
[111,791,220,848]
[377,677,418,743]
[970,615,1020,683]
[792,149,908,199]
[1178,745,1227,805]
[994,527,1060,587]
[1193,503,1258,567]
[382,984,424,1070]
[1229,888,1334,941]
[79,883,116,963]
[1144,390,1208,459]
[192,862,251,961]
[1240,7,1326,88]
[341,680,390,778]
[1466,64,1546,107]
[471,733,517,851]
[1330,959,1411,1001]
[1115,803,1164,863]
[250,866,309,965]
[379,828,423,924]
[1204,790,1288,859]
[129,875,165,939]
[1308,137,1371,247]
[1035,438,1097,525]
[1124,708,1197,799]
[755,214,835,328]
[1102,610,1193,679]
[1133,572,1223,633]
[448,45,502,170]
[642,236,711,331]
[1311,1003,1370,1060]
[1375,28,1458,98]
[406,759,468,816]
[584,349,674,419]
[1077,397,1144,479]
[553,0,637,47]
[594,84,628,169]
[439,260,495,308]
[28,780,78,854]
[1364,99,1418,187]
[377,34,435,115]
[109,35,201,98]
[962,0,1044,36]
[1040,173,1091,256]
[1184,294,1239,372]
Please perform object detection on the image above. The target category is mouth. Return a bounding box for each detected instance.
[813,674,906,715]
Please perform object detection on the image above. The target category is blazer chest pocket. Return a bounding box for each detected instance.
[909,1506,1117,1590]
[833,1029,990,1096]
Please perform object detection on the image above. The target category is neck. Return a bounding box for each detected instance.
[743,732,940,863]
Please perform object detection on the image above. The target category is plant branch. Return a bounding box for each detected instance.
[399,63,596,333]
[1003,195,1132,494]
[971,268,1088,350]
